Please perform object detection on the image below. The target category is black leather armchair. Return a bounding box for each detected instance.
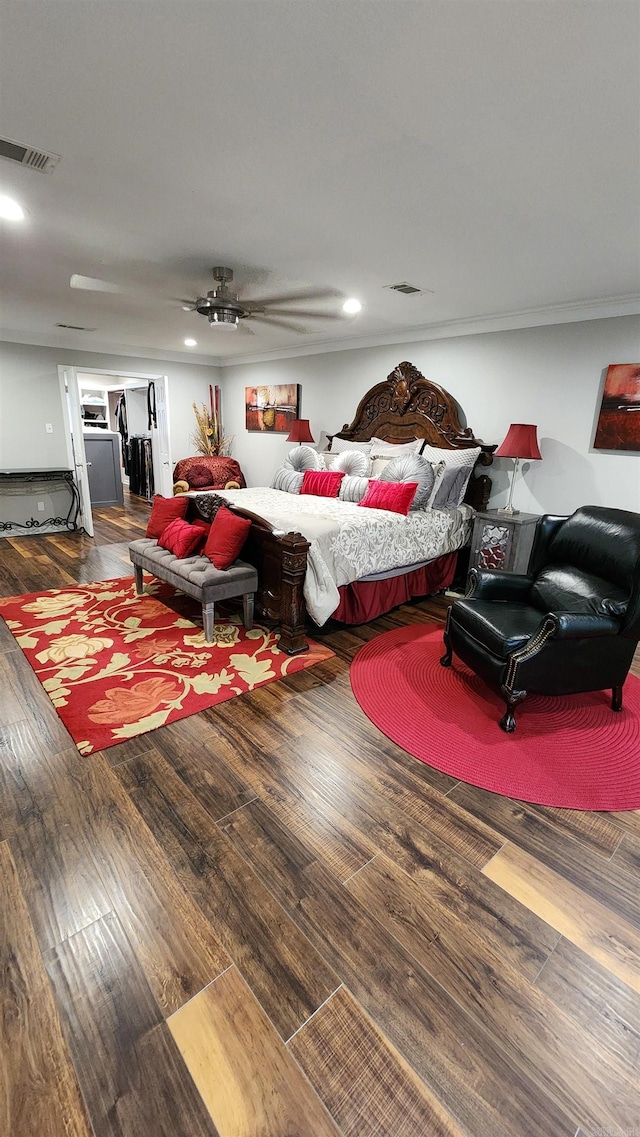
[441,505,640,731]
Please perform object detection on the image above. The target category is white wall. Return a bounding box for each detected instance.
[221,315,640,515]
[0,342,221,471]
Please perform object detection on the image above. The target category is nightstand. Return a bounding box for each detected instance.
[469,509,540,574]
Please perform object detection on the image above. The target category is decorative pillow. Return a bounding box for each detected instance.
[146,494,189,538]
[300,469,345,498]
[421,444,481,510]
[370,437,423,457]
[271,467,304,494]
[370,456,393,478]
[283,445,323,472]
[191,518,211,551]
[339,474,370,503]
[188,464,215,488]
[203,506,251,570]
[173,480,190,495]
[323,449,371,477]
[158,518,206,559]
[329,436,372,455]
[357,480,418,515]
[378,453,437,510]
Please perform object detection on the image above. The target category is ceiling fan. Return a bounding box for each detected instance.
[70,266,352,334]
[178,267,352,333]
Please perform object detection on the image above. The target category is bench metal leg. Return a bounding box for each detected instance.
[133,563,144,595]
[243,592,254,630]
[203,600,215,643]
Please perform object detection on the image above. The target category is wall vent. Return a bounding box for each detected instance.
[0,137,61,173]
[387,282,422,295]
[56,323,95,331]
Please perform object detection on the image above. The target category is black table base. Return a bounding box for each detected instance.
[0,469,81,533]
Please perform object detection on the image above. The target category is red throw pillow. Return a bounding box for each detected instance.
[358,480,418,515]
[204,505,251,570]
[188,464,214,488]
[300,469,345,498]
[146,494,188,538]
[158,518,205,558]
[191,518,211,551]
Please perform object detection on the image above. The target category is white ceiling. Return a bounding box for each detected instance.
[1,0,639,365]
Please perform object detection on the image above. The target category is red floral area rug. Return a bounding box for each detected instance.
[0,576,333,754]
[350,625,640,810]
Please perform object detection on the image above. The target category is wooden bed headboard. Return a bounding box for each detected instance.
[331,360,495,510]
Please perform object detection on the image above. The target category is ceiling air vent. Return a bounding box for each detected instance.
[56,323,95,331]
[388,282,422,295]
[0,137,61,173]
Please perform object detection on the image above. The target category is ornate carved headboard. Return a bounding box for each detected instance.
[331,361,495,510]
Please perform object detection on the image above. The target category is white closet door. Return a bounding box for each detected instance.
[57,365,94,537]
[152,377,172,496]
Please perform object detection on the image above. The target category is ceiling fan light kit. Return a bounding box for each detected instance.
[69,264,357,337]
[186,266,354,333]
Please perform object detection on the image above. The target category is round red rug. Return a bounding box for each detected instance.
[350,625,640,810]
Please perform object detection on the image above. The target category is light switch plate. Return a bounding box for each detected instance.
[45,423,53,433]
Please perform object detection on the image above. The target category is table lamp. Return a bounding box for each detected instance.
[495,423,542,515]
[286,419,315,443]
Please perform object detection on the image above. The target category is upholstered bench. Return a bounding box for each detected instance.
[128,537,258,643]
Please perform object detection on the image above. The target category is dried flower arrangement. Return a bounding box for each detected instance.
[190,387,234,456]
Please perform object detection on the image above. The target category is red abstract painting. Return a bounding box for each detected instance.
[594,364,640,451]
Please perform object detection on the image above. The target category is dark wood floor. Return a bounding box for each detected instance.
[1,496,639,1137]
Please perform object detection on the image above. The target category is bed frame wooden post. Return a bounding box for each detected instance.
[278,532,311,654]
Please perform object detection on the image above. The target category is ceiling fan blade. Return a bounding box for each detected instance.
[244,286,342,307]
[249,313,308,334]
[70,274,123,293]
[260,307,347,321]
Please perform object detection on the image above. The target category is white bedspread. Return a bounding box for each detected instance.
[206,488,473,625]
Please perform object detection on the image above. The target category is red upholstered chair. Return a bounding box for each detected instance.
[172,455,246,493]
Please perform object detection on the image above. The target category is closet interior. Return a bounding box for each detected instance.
[78,374,158,506]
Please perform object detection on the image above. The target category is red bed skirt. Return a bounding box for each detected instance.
[332,552,458,624]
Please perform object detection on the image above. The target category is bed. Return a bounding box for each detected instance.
[188,362,495,653]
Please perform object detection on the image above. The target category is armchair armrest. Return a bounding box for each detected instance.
[548,612,621,640]
[467,569,533,602]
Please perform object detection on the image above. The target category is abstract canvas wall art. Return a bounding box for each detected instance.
[245,384,300,432]
[594,364,640,451]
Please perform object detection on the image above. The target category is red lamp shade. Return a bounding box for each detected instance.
[286,418,315,443]
[495,423,542,460]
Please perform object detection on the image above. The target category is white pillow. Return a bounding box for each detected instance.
[329,436,372,455]
[283,445,323,472]
[370,456,393,478]
[378,454,438,510]
[339,474,369,503]
[323,449,371,477]
[422,444,481,510]
[370,437,424,458]
[271,467,303,494]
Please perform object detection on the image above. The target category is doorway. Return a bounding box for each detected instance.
[58,366,172,536]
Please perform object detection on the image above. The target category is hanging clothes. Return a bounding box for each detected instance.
[147,381,157,430]
[115,392,129,474]
[128,436,154,500]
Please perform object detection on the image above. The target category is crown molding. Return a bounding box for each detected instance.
[0,328,220,369]
[218,294,640,368]
[1,294,638,370]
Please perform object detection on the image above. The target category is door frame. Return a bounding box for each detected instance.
[58,365,173,535]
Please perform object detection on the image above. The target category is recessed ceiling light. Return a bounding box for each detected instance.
[184,338,197,347]
[0,194,25,221]
[342,298,362,315]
